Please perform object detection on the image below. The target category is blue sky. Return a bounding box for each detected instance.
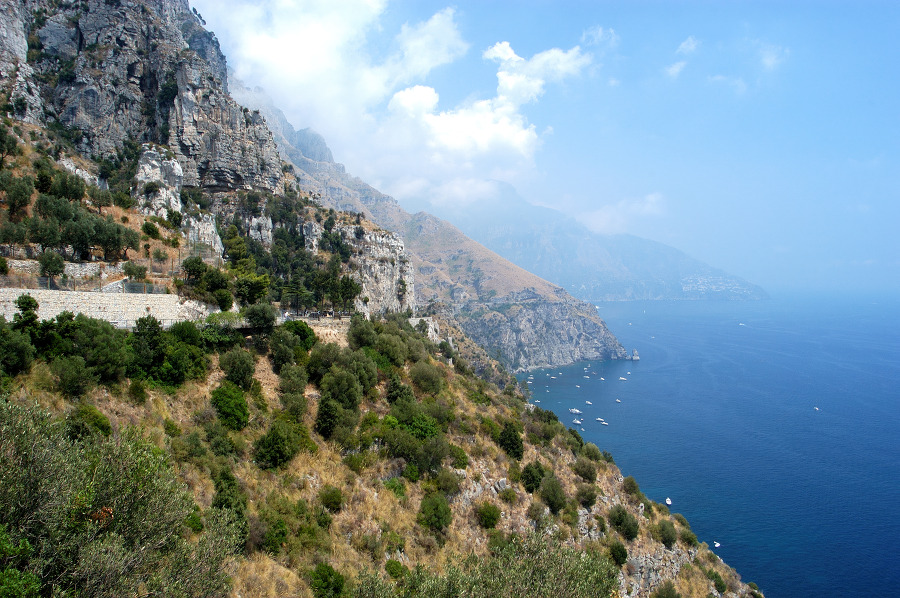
[191,0,900,295]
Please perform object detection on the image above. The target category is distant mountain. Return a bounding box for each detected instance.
[406,183,767,301]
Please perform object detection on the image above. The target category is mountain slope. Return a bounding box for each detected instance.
[230,83,629,371]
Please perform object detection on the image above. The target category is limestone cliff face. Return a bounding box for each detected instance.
[0,0,283,193]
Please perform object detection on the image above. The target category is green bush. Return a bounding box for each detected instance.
[309,562,345,598]
[474,502,501,529]
[448,443,469,469]
[409,361,443,395]
[65,403,111,439]
[254,419,316,468]
[213,289,233,311]
[575,483,598,508]
[431,468,461,496]
[319,485,343,512]
[418,492,451,533]
[572,457,597,482]
[651,580,681,598]
[498,421,524,460]
[219,348,255,390]
[402,464,420,483]
[622,476,641,497]
[314,399,340,440]
[705,568,726,593]
[52,356,96,398]
[210,381,248,430]
[385,558,407,579]
[123,261,147,280]
[679,528,699,547]
[384,478,406,499]
[653,520,677,549]
[521,461,546,493]
[538,475,566,515]
[141,220,160,239]
[581,442,603,461]
[673,513,689,528]
[609,539,628,566]
[320,367,363,411]
[498,487,517,504]
[608,505,639,541]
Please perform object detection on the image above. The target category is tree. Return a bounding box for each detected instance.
[609,540,628,567]
[653,520,678,549]
[608,505,639,541]
[0,125,20,169]
[521,461,546,493]
[314,398,339,439]
[538,475,566,515]
[418,492,451,533]
[128,315,167,378]
[320,368,363,411]
[38,251,64,282]
[498,421,524,460]
[210,381,249,431]
[219,348,255,390]
[309,563,344,598]
[474,502,501,529]
[242,302,276,334]
[2,174,33,221]
[651,581,682,598]
[181,256,207,282]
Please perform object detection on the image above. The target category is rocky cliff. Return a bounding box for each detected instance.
[0,0,283,192]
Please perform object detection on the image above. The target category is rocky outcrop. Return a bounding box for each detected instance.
[344,226,414,316]
[134,145,183,218]
[0,0,284,194]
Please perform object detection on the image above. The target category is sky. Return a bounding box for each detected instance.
[190,0,900,295]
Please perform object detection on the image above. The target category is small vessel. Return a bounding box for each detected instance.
[599,377,605,381]
[814,406,819,411]
[585,401,592,405]
[665,497,672,506]
[569,408,583,414]
[572,419,583,425]
[627,371,631,375]
[583,375,590,379]
[596,417,604,422]
[619,377,627,381]
[601,421,609,426]
[714,542,721,548]
[616,399,621,403]
[575,385,580,388]
[534,400,541,403]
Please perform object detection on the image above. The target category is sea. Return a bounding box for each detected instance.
[519,294,900,598]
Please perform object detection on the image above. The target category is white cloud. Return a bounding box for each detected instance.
[390,8,469,83]
[757,41,789,70]
[583,193,666,234]
[581,26,619,48]
[665,61,687,78]
[677,36,700,55]
[485,42,591,105]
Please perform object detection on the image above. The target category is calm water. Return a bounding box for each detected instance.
[520,295,900,598]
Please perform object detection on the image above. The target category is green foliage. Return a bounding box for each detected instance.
[448,443,469,469]
[0,320,34,378]
[409,361,443,395]
[651,581,681,598]
[498,421,524,460]
[474,502,501,529]
[352,532,618,598]
[623,476,641,497]
[0,402,240,597]
[37,250,64,278]
[242,301,276,332]
[314,398,340,439]
[123,261,147,280]
[65,403,111,439]
[0,256,7,276]
[219,348,255,390]
[679,528,699,547]
[538,475,566,515]
[141,220,160,239]
[609,540,628,567]
[705,568,727,593]
[402,464,420,483]
[572,457,597,482]
[254,419,316,469]
[210,381,249,431]
[283,320,317,351]
[320,367,363,411]
[498,487,517,504]
[576,483,598,508]
[386,374,415,405]
[418,492,451,533]
[319,485,343,512]
[653,520,678,549]
[309,562,345,598]
[521,461,546,494]
[608,505,640,541]
[385,559,407,579]
[384,477,406,498]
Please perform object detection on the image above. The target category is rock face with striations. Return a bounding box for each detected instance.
[0,0,283,193]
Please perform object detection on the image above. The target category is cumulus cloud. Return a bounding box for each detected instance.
[583,193,666,234]
[665,61,687,78]
[677,36,700,55]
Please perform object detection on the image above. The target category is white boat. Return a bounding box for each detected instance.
[601,421,609,426]
[569,408,583,414]
[665,497,672,506]
[575,385,580,388]
[616,399,621,403]
[534,400,541,403]
[572,419,583,425]
[599,377,605,381]
[619,377,627,381]
[596,418,604,422]
[583,375,590,379]
[714,542,721,548]
[585,400,592,405]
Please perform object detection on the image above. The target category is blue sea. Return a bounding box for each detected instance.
[520,295,900,598]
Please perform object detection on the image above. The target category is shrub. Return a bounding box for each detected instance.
[575,483,598,508]
[320,367,363,411]
[409,361,443,395]
[608,505,639,541]
[431,468,460,496]
[538,475,566,515]
[653,520,677,549]
[213,289,233,311]
[314,399,339,440]
[474,502,501,529]
[52,356,95,398]
[127,378,148,404]
[309,562,344,598]
[384,478,406,499]
[521,461,546,493]
[283,320,317,351]
[609,540,628,567]
[572,457,597,482]
[705,568,726,593]
[210,381,248,430]
[385,559,407,579]
[418,493,451,533]
[0,256,7,276]
[448,444,469,469]
[651,580,681,598]
[65,403,111,439]
[254,419,316,468]
[402,464,420,483]
[123,261,147,280]
[219,348,255,390]
[673,513,689,528]
[497,421,524,460]
[679,528,699,547]
[622,476,641,497]
[38,250,64,278]
[141,220,160,239]
[489,489,511,506]
[319,485,343,512]
[581,442,603,461]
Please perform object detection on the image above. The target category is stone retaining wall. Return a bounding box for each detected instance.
[0,288,215,328]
